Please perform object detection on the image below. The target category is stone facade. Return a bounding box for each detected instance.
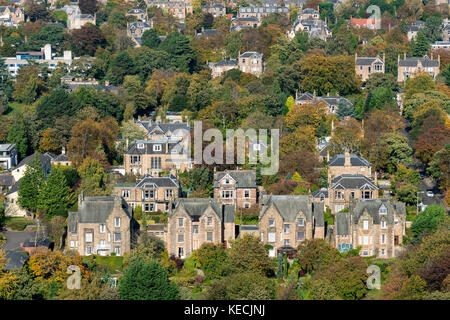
[167,198,235,258]
[295,92,352,115]
[335,199,406,258]
[124,138,192,176]
[237,6,289,20]
[258,195,325,257]
[355,53,385,82]
[328,152,372,179]
[127,21,153,38]
[238,51,264,76]
[397,54,440,82]
[208,59,238,78]
[213,170,257,209]
[202,3,226,17]
[147,1,193,21]
[0,6,25,26]
[67,195,138,256]
[113,174,181,213]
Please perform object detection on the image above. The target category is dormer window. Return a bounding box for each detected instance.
[153,144,162,152]
[137,143,144,149]
[379,205,387,214]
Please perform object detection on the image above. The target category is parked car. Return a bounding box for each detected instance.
[426,191,434,197]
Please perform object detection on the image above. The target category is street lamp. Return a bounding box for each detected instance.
[416,191,424,215]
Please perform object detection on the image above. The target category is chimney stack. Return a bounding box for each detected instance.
[344,150,351,167]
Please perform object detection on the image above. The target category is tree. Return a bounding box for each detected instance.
[206,271,275,300]
[66,24,107,56]
[124,233,165,266]
[7,114,29,159]
[411,205,447,241]
[36,88,75,128]
[25,3,50,22]
[67,119,102,167]
[296,239,341,274]
[142,29,161,49]
[404,73,436,100]
[0,249,19,300]
[414,125,450,165]
[40,128,65,154]
[18,155,45,214]
[226,235,275,276]
[12,65,44,104]
[374,133,413,174]
[0,58,13,106]
[43,216,66,250]
[411,31,431,57]
[329,117,363,154]
[427,145,450,191]
[191,243,227,280]
[79,0,98,15]
[37,167,71,218]
[159,32,198,73]
[118,258,179,300]
[77,157,110,196]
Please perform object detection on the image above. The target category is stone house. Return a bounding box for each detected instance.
[294,91,353,115]
[147,223,167,244]
[67,195,139,256]
[4,182,27,217]
[0,6,25,26]
[213,170,257,209]
[238,51,264,76]
[208,59,238,78]
[124,138,192,176]
[329,174,379,214]
[237,6,289,20]
[335,199,406,258]
[231,17,261,30]
[312,187,329,207]
[355,53,385,82]
[0,144,18,170]
[49,148,72,167]
[258,195,325,257]
[113,174,181,213]
[147,1,193,21]
[288,18,332,41]
[397,54,440,82]
[136,120,190,141]
[443,24,450,42]
[327,152,372,179]
[167,198,235,258]
[127,21,153,38]
[127,8,147,21]
[202,3,226,17]
[407,21,424,41]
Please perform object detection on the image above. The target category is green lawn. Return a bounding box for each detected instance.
[4,102,27,117]
[4,216,35,231]
[83,255,124,272]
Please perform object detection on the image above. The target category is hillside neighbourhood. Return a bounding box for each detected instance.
[0,0,449,301]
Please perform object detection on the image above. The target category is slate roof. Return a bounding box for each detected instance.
[171,198,235,222]
[0,144,15,152]
[240,224,259,231]
[331,174,378,190]
[77,196,132,224]
[52,153,70,162]
[203,3,225,9]
[6,181,19,195]
[239,51,263,58]
[125,139,185,155]
[3,250,29,271]
[128,21,152,29]
[312,187,328,198]
[213,170,257,188]
[336,199,406,235]
[210,59,238,67]
[15,152,53,172]
[328,153,371,167]
[115,174,179,188]
[0,174,13,187]
[260,195,318,224]
[137,121,190,135]
[295,92,353,107]
[22,238,50,248]
[127,8,145,14]
[398,55,440,68]
[68,211,78,233]
[356,56,383,66]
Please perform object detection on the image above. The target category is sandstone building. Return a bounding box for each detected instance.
[213,170,257,209]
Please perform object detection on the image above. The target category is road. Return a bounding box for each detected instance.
[0,230,37,251]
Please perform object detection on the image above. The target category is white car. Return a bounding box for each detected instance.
[426,191,434,197]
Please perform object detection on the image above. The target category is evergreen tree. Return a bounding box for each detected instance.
[37,167,71,218]
[411,31,430,57]
[18,155,45,214]
[141,29,161,49]
[118,258,179,300]
[7,115,29,159]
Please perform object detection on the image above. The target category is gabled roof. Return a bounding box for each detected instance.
[260,195,315,223]
[351,199,406,225]
[239,51,263,58]
[0,144,16,152]
[213,170,257,188]
[115,174,179,188]
[312,187,328,198]
[15,152,53,171]
[77,196,132,224]
[128,21,152,29]
[171,198,235,222]
[356,56,383,66]
[125,139,185,155]
[137,121,190,135]
[3,250,29,271]
[6,181,18,195]
[0,174,14,187]
[328,153,371,167]
[209,59,238,67]
[330,174,378,190]
[398,55,440,68]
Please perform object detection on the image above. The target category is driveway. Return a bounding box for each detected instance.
[0,230,37,251]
